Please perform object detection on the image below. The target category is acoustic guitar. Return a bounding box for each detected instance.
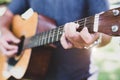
[0,7,120,80]
[0,11,56,80]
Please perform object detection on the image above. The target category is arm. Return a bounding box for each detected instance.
[0,0,29,57]
[0,8,20,57]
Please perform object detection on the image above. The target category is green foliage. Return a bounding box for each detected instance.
[0,0,11,5]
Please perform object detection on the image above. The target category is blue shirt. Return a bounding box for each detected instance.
[8,0,109,80]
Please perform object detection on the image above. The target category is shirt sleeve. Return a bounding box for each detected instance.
[8,0,29,14]
[87,0,109,16]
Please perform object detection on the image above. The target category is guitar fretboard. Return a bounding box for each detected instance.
[23,16,94,49]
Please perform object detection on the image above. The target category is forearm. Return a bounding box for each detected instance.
[0,7,14,29]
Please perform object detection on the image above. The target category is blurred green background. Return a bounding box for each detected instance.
[92,0,120,80]
[0,0,120,80]
[0,0,10,5]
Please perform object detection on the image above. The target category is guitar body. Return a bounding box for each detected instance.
[0,13,56,80]
[22,46,54,80]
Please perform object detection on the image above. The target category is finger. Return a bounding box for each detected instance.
[0,46,17,57]
[91,32,100,42]
[1,39,18,50]
[4,49,17,57]
[64,22,79,38]
[79,27,93,44]
[60,33,73,49]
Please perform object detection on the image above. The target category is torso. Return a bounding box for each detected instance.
[29,0,87,26]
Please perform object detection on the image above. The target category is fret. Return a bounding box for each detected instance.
[38,34,42,46]
[58,26,63,41]
[43,32,47,45]
[51,29,55,43]
[56,28,60,41]
[42,32,45,45]
[41,32,44,46]
[47,30,51,44]
[54,29,57,42]
[48,30,53,44]
[55,28,59,42]
[43,32,48,45]
[47,31,51,44]
[84,18,87,27]
[32,33,44,47]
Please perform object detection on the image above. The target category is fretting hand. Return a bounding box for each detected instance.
[60,22,100,49]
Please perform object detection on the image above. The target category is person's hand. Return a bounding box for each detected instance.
[0,27,20,57]
[60,22,99,49]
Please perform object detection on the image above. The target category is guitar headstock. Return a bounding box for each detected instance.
[98,7,120,36]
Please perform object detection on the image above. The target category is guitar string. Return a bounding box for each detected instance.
[27,9,120,48]
[30,13,115,47]
[30,22,90,47]
[36,23,93,46]
[34,16,94,46]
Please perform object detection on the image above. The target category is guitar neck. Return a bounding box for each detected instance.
[23,16,95,49]
[23,26,63,49]
[23,7,120,49]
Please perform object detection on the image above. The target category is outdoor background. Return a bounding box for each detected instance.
[0,0,120,80]
[92,0,120,80]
